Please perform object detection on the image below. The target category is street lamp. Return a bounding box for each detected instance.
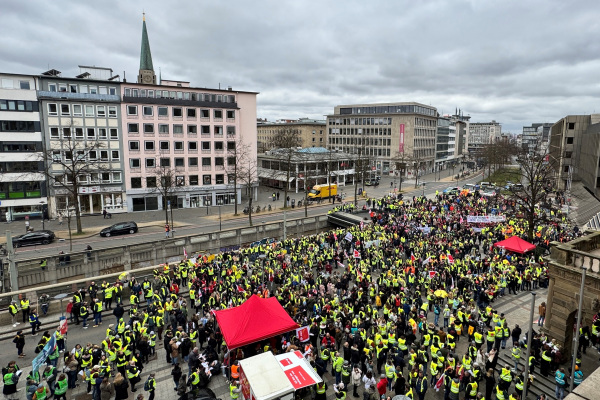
[217,198,223,231]
[39,201,45,230]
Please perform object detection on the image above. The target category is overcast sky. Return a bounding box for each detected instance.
[3,0,599,132]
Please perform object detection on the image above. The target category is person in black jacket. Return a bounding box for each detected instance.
[13,330,25,358]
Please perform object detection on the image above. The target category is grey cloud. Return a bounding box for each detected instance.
[2,0,600,131]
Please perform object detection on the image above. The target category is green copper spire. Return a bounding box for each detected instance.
[140,13,154,72]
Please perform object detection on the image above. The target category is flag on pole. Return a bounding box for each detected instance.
[353,249,361,259]
[410,254,416,262]
[337,261,345,269]
[237,285,245,293]
[434,373,445,391]
[422,256,431,265]
[428,271,437,279]
[183,247,188,259]
[32,332,57,376]
[59,318,68,335]
[296,326,310,342]
[447,254,455,264]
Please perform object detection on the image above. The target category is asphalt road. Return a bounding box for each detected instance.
[8,172,484,262]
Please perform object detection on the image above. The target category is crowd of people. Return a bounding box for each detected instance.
[1,188,590,400]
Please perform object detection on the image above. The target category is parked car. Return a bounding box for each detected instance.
[443,187,460,196]
[12,230,55,247]
[511,183,524,191]
[251,237,275,247]
[464,184,480,192]
[481,190,497,197]
[100,221,138,237]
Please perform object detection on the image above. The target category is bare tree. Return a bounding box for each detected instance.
[269,129,302,209]
[227,139,251,216]
[510,148,554,241]
[391,147,418,193]
[149,159,178,226]
[239,158,258,226]
[40,120,104,234]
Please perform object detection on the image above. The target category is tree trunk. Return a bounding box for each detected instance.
[248,197,253,226]
[233,165,238,215]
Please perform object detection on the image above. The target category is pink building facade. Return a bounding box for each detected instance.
[120,80,257,212]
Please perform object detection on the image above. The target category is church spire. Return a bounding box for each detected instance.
[138,13,156,84]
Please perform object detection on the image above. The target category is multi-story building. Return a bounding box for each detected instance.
[37,67,125,217]
[522,123,553,154]
[436,117,456,171]
[121,16,258,211]
[549,114,600,192]
[0,74,47,222]
[326,102,438,177]
[257,118,326,153]
[467,120,502,153]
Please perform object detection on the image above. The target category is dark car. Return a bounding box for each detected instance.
[100,221,138,237]
[12,230,55,247]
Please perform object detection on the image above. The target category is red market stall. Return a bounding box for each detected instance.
[493,236,536,254]
[238,351,322,400]
[213,294,299,350]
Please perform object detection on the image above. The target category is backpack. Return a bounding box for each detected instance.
[144,377,151,391]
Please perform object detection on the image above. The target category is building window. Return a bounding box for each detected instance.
[215,174,225,184]
[127,105,138,115]
[60,104,70,116]
[201,125,210,135]
[226,110,235,119]
[48,104,58,116]
[159,141,170,151]
[227,156,236,166]
[144,124,154,134]
[189,175,199,185]
[146,177,156,187]
[158,124,169,134]
[189,157,198,166]
[108,106,117,118]
[158,107,168,116]
[129,141,140,150]
[98,128,107,139]
[143,106,153,116]
[128,123,139,133]
[146,158,155,168]
[100,150,109,161]
[19,80,30,90]
[187,108,196,117]
[87,128,95,139]
[227,126,235,135]
[174,141,184,151]
[130,158,141,168]
[175,158,184,167]
[75,128,84,138]
[62,128,71,138]
[176,176,185,186]
[173,125,183,134]
[215,141,224,151]
[110,128,118,140]
[88,150,97,161]
[201,142,211,151]
[203,175,211,185]
[188,125,197,134]
[189,141,198,150]
[214,110,223,119]
[97,106,106,117]
[131,177,142,188]
[111,150,120,160]
[227,141,236,151]
[173,108,183,117]
[201,109,209,118]
[214,126,223,135]
[160,157,170,167]
[215,157,224,167]
[568,122,575,130]
[144,141,155,150]
[112,172,122,183]
[565,151,572,158]
[202,158,211,166]
[566,137,574,144]
[72,104,82,116]
[85,105,94,117]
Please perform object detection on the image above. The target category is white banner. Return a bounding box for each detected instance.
[344,232,353,242]
[466,215,506,224]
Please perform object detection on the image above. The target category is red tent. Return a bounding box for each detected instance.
[213,295,299,350]
[493,236,536,254]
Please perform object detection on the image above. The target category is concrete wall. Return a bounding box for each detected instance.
[0,214,330,301]
[545,232,600,358]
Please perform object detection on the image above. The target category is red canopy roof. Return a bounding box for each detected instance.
[493,236,536,254]
[213,295,299,350]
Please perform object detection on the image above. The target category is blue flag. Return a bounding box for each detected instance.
[32,332,57,375]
